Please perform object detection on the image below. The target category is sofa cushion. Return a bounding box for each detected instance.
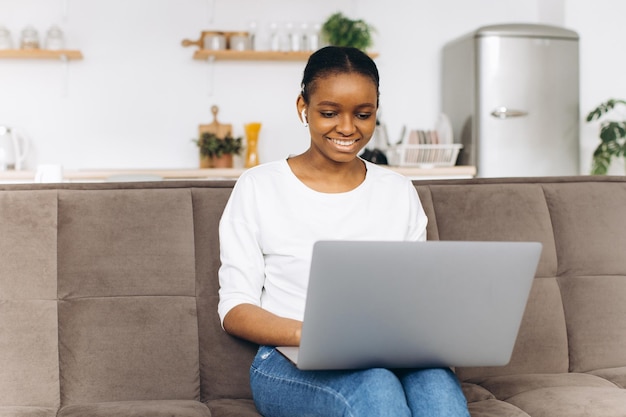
[465,373,626,417]
[0,189,59,410]
[507,386,626,417]
[470,372,618,400]
[59,297,200,404]
[0,407,57,417]
[192,188,258,403]
[560,276,626,373]
[456,278,568,380]
[543,182,626,277]
[57,189,196,298]
[588,367,626,388]
[56,188,201,405]
[467,399,530,417]
[421,182,570,380]
[421,183,558,277]
[205,399,262,417]
[0,190,57,300]
[542,183,626,373]
[461,382,495,403]
[57,400,210,417]
[0,300,59,408]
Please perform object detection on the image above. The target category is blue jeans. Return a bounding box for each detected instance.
[250,346,470,417]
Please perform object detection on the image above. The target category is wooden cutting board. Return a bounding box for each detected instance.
[181,31,223,49]
[199,105,232,139]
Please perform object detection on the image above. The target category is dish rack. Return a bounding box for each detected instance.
[386,143,463,167]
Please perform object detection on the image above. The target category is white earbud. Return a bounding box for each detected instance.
[301,109,308,127]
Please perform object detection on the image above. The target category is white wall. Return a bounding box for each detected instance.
[566,0,626,174]
[0,0,622,174]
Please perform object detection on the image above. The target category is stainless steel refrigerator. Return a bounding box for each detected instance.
[442,23,580,177]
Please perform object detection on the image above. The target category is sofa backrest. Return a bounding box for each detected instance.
[0,189,60,410]
[2,176,626,409]
[415,177,626,381]
[0,182,256,411]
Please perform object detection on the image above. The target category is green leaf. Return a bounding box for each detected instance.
[193,132,242,158]
[586,98,626,121]
[321,12,374,51]
[587,99,626,174]
[591,148,610,175]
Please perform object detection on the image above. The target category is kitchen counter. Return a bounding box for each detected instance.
[0,166,476,183]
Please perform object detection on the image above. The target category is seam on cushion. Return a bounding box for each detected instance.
[190,187,203,402]
[540,183,562,278]
[583,371,623,389]
[540,183,571,374]
[539,183,559,276]
[60,294,198,300]
[56,189,62,409]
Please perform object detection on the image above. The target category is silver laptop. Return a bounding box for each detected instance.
[277,240,542,370]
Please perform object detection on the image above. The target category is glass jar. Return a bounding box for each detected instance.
[0,26,13,49]
[247,20,258,50]
[44,25,65,50]
[307,22,322,51]
[20,25,40,49]
[203,32,226,50]
[229,32,250,51]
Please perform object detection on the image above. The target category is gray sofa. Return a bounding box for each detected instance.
[2,175,626,417]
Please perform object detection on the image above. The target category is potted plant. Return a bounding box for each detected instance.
[194,132,242,168]
[321,12,374,51]
[586,98,626,175]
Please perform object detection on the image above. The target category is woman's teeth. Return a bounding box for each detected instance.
[331,138,356,146]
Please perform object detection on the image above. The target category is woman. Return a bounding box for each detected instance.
[218,46,470,417]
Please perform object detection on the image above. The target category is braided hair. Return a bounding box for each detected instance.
[300,46,380,107]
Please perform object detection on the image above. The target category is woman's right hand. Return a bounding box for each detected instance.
[223,303,302,347]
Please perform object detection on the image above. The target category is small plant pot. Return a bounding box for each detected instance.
[200,154,233,168]
[208,154,233,168]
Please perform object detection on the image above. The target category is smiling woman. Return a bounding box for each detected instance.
[288,47,380,192]
[290,71,377,192]
[216,46,470,417]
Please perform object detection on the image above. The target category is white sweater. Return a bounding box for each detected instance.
[217,159,428,325]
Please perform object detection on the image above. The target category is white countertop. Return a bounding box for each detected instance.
[0,166,476,183]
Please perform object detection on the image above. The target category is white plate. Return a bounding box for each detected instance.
[435,113,453,145]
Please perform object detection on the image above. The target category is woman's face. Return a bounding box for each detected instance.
[301,72,378,164]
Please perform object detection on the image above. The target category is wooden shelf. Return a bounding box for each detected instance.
[193,49,379,61]
[0,49,83,60]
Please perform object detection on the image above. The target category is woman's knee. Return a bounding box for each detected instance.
[343,368,411,417]
[399,368,469,417]
[401,367,461,389]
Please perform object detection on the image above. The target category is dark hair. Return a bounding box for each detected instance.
[300,46,380,106]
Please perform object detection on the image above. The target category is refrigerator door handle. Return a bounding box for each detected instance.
[491,107,529,119]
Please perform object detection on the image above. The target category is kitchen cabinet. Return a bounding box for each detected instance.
[0,49,83,60]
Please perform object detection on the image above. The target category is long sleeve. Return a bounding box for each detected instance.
[217,160,429,325]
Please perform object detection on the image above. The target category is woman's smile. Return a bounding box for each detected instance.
[328,136,359,148]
